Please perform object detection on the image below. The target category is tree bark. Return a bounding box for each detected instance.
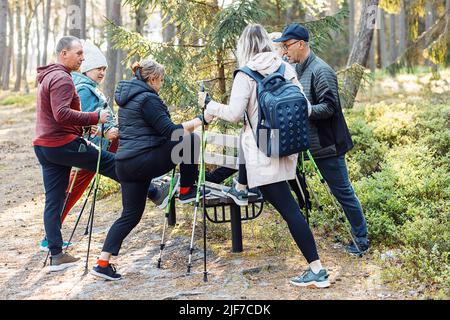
[349,0,355,48]
[343,0,379,108]
[389,13,397,65]
[379,8,387,68]
[42,0,50,65]
[35,0,41,69]
[135,3,146,35]
[0,0,8,85]
[162,14,176,43]
[105,0,122,108]
[14,0,23,92]
[67,0,86,39]
[2,5,14,90]
[398,1,406,57]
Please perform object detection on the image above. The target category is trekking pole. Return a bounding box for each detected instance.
[83,107,107,274]
[156,168,177,269]
[186,82,209,282]
[305,149,363,256]
[300,152,310,225]
[42,167,80,267]
[200,82,208,283]
[64,178,96,254]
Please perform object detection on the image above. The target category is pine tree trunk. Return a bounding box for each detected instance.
[389,13,397,64]
[369,29,376,72]
[135,4,146,35]
[343,0,379,108]
[425,1,436,69]
[398,1,406,58]
[67,0,86,39]
[162,14,175,43]
[105,0,122,108]
[42,0,50,65]
[14,0,23,92]
[349,0,355,48]
[2,5,13,90]
[0,0,8,85]
[35,0,41,69]
[379,9,387,68]
[23,0,30,93]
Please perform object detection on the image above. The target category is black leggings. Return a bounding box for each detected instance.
[102,133,199,256]
[259,181,319,263]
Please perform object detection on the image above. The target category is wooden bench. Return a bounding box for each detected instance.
[156,131,264,253]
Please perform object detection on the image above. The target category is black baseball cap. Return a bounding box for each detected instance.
[273,23,309,42]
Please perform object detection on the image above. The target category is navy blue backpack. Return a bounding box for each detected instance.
[236,63,310,158]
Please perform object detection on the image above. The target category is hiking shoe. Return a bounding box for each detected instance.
[40,239,73,252]
[90,263,122,281]
[148,174,180,209]
[290,268,330,288]
[179,186,211,204]
[345,240,369,256]
[224,182,248,206]
[48,253,80,272]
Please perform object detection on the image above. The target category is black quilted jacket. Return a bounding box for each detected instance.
[295,51,354,159]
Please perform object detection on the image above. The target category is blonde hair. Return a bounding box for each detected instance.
[130,59,165,82]
[236,24,275,67]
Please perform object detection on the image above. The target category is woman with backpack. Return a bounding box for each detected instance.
[200,24,330,288]
[90,59,211,280]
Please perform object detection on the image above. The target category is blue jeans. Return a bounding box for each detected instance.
[34,138,118,256]
[315,155,368,244]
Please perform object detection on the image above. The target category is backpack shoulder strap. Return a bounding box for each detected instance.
[276,63,286,76]
[233,67,265,84]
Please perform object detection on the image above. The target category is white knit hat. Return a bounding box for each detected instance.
[80,39,108,74]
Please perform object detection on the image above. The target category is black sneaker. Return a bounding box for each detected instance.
[90,263,122,281]
[178,186,211,204]
[148,174,180,209]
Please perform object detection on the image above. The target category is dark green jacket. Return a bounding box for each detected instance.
[295,51,354,159]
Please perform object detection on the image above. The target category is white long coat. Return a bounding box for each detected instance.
[206,52,310,189]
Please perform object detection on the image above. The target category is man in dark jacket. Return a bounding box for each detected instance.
[33,36,119,271]
[274,24,369,255]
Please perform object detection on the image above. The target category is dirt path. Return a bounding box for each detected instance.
[0,100,408,300]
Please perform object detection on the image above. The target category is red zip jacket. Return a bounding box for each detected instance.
[33,63,99,147]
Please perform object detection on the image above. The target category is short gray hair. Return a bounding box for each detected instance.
[236,24,274,67]
[55,36,81,55]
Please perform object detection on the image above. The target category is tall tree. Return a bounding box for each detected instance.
[348,0,355,48]
[398,0,406,57]
[105,0,122,107]
[67,0,86,39]
[14,0,23,92]
[23,0,42,93]
[0,0,8,84]
[2,4,14,90]
[42,0,51,65]
[35,0,41,68]
[378,8,387,68]
[389,13,397,64]
[342,0,379,108]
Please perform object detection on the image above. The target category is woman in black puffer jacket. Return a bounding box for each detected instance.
[91,59,212,281]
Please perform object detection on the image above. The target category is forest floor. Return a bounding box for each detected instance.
[0,94,413,300]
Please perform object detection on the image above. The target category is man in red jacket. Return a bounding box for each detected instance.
[33,36,118,272]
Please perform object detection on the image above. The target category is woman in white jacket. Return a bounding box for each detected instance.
[202,24,330,288]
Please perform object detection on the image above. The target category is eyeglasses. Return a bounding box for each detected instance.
[282,40,301,51]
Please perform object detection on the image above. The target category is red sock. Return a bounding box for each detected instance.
[97,259,109,268]
[180,187,191,195]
